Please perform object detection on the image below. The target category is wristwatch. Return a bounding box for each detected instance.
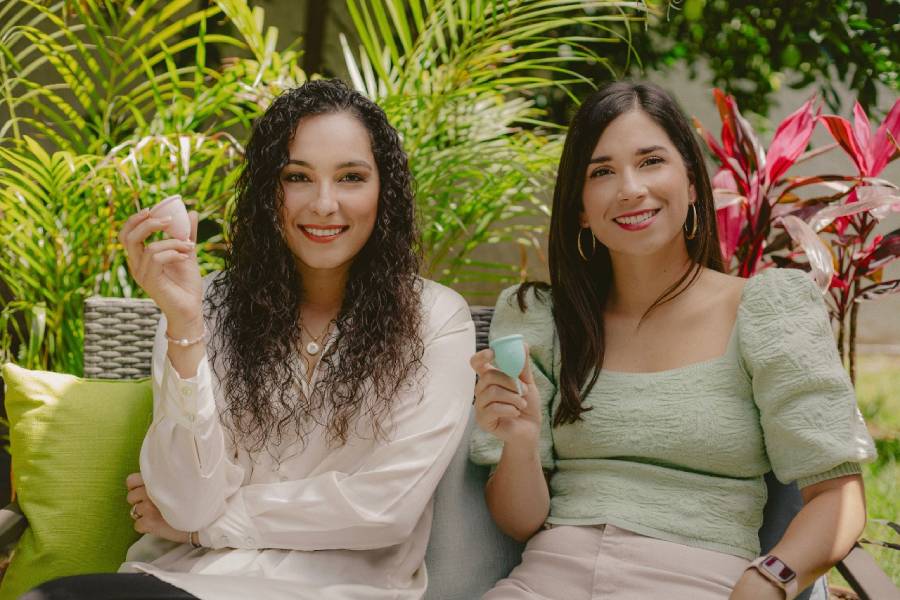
[747,554,798,599]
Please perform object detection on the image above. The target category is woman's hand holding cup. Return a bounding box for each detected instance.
[119,196,202,334]
[471,335,542,448]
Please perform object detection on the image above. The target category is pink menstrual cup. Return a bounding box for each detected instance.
[149,195,191,241]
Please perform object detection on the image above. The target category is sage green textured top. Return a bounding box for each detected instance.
[470,268,876,559]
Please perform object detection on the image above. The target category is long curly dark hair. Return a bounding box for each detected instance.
[207,80,424,452]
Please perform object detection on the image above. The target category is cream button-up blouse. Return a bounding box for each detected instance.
[120,278,476,600]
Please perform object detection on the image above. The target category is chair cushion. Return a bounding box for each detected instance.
[425,411,523,599]
[0,363,153,600]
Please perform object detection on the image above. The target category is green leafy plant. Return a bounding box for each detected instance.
[1,0,647,372]
[698,89,900,383]
[0,0,292,373]
[539,0,899,123]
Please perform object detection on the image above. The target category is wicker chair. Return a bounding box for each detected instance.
[0,296,895,600]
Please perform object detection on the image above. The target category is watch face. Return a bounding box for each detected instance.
[762,555,797,583]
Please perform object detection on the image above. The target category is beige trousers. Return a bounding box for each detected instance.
[483,524,751,600]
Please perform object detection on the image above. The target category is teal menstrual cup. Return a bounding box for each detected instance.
[489,334,526,394]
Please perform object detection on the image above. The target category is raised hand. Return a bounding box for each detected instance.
[471,345,542,448]
[118,208,202,332]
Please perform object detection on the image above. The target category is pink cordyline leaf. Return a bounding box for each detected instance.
[695,117,739,176]
[852,102,873,172]
[807,190,900,232]
[871,99,900,175]
[734,108,766,175]
[865,229,900,274]
[781,215,834,293]
[820,115,868,174]
[832,188,858,236]
[714,190,745,210]
[717,204,744,264]
[715,89,765,174]
[766,97,818,184]
[863,176,898,187]
[713,169,744,263]
[857,185,900,219]
[714,89,752,174]
[713,167,739,193]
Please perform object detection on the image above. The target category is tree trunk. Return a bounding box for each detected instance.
[837,309,847,369]
[303,1,329,75]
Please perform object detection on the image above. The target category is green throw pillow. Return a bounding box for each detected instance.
[0,363,153,600]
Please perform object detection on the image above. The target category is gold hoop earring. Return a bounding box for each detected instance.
[684,203,698,240]
[577,227,596,261]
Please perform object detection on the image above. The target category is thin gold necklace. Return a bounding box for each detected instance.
[299,319,334,356]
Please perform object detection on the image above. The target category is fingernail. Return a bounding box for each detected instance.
[160,216,172,223]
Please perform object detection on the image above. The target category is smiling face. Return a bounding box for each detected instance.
[580,108,696,259]
[279,111,380,277]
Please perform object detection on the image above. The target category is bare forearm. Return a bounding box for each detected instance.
[769,476,866,592]
[485,440,550,542]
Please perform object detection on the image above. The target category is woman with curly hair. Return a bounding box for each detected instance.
[26,79,475,600]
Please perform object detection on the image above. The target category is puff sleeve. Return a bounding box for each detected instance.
[469,285,558,472]
[738,268,876,488]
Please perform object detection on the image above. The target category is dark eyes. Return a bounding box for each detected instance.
[282,172,368,183]
[589,156,665,178]
[284,173,310,183]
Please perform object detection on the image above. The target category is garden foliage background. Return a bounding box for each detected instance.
[0,0,897,589]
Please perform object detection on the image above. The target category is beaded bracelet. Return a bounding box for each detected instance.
[165,324,207,347]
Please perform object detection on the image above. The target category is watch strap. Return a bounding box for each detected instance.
[747,555,799,599]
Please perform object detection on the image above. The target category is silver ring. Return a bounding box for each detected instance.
[130,504,142,520]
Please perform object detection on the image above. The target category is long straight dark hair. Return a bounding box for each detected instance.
[520,81,725,427]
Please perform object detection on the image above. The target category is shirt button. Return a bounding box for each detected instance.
[181,387,193,397]
[245,537,254,545]
[279,475,288,482]
[219,535,229,546]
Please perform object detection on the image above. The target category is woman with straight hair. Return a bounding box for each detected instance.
[470,81,876,600]
[26,79,475,600]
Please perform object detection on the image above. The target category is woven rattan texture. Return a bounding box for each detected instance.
[82,301,494,379]
[470,306,493,352]
[83,297,160,380]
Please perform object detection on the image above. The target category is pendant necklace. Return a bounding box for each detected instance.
[300,319,334,356]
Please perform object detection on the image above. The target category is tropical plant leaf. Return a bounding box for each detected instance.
[807,190,900,232]
[780,215,834,292]
[855,279,900,302]
[863,228,900,275]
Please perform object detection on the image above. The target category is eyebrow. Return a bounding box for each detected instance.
[286,159,373,169]
[588,145,667,164]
